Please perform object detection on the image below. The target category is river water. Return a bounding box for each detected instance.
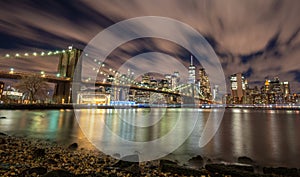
[0,108,300,167]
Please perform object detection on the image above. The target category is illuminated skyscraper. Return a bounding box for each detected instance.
[0,81,4,101]
[171,71,180,90]
[198,68,211,99]
[230,73,246,103]
[188,56,196,84]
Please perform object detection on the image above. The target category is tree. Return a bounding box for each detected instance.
[16,75,50,103]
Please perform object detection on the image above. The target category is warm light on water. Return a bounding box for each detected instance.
[0,108,300,167]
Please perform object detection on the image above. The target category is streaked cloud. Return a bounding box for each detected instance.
[0,0,299,92]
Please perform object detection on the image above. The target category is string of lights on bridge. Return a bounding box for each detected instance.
[1,47,195,96]
[1,49,71,59]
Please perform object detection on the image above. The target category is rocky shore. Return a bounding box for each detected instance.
[0,133,299,177]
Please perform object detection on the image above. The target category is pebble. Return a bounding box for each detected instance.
[0,135,290,177]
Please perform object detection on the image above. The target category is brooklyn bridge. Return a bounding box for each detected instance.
[0,46,213,105]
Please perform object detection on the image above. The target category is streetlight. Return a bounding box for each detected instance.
[41,71,45,77]
[9,68,14,74]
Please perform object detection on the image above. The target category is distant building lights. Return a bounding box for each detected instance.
[9,68,14,74]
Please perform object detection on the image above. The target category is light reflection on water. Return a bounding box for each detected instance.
[0,108,300,167]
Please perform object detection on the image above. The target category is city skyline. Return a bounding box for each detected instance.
[0,1,300,93]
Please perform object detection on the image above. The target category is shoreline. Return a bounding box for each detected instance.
[1,133,299,176]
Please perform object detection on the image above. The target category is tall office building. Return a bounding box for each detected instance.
[230,73,246,103]
[188,56,196,84]
[261,77,290,104]
[282,81,290,96]
[198,68,211,99]
[171,71,180,91]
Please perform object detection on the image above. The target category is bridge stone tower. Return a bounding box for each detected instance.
[54,47,82,103]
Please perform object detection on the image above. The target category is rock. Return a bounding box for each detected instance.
[0,138,6,144]
[46,158,57,165]
[68,143,78,150]
[0,132,8,136]
[112,154,140,175]
[28,167,47,175]
[42,169,75,177]
[228,164,254,172]
[0,163,10,170]
[54,153,60,159]
[124,163,140,175]
[263,167,299,177]
[237,156,255,164]
[76,172,108,177]
[188,155,204,168]
[205,163,261,177]
[97,158,105,164]
[160,161,209,176]
[159,159,178,167]
[33,148,46,158]
[113,154,139,168]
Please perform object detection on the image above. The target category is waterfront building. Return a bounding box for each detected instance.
[0,81,4,101]
[212,85,219,101]
[198,68,211,100]
[230,73,246,104]
[260,77,290,104]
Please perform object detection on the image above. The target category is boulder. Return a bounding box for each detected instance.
[205,163,262,177]
[188,155,204,168]
[68,143,78,150]
[28,167,47,175]
[33,148,46,158]
[160,160,209,176]
[237,156,255,164]
[42,169,75,177]
[0,132,8,136]
[263,167,299,177]
[112,154,140,175]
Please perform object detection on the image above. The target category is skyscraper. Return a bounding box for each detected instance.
[188,56,196,84]
[0,81,4,101]
[230,73,246,103]
[198,68,211,99]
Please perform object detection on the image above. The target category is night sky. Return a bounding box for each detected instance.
[0,0,300,93]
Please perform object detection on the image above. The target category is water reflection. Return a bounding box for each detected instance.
[0,109,300,167]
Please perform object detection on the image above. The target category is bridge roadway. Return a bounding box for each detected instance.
[0,71,211,102]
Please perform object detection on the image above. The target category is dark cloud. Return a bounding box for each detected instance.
[0,0,300,92]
